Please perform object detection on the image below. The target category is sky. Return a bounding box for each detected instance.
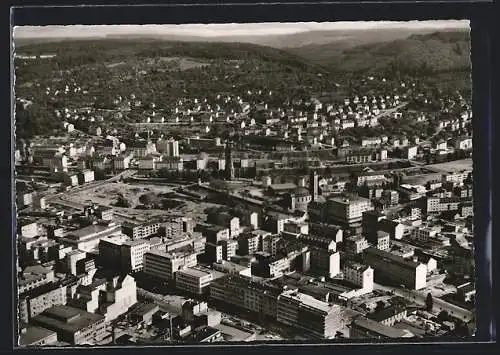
[14,20,469,39]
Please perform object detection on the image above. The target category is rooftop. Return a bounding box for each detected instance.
[352,316,413,338]
[364,247,421,270]
[18,326,57,346]
[367,305,407,322]
[33,305,105,334]
[65,224,117,241]
[178,267,212,278]
[280,290,337,314]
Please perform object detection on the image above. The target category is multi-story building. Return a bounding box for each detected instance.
[98,239,122,270]
[19,221,39,238]
[277,290,342,339]
[78,170,95,184]
[411,227,438,243]
[70,275,137,323]
[121,239,151,272]
[95,206,114,221]
[343,262,374,293]
[312,196,374,229]
[309,249,340,278]
[378,219,405,240]
[166,138,180,157]
[18,265,55,294]
[354,171,387,186]
[143,250,197,281]
[382,190,399,206]
[403,146,418,160]
[57,223,121,252]
[363,247,427,290]
[460,201,474,218]
[376,231,390,251]
[442,170,471,184]
[122,221,161,239]
[31,305,107,345]
[175,267,213,295]
[197,223,230,244]
[368,305,408,327]
[212,260,252,277]
[262,212,290,234]
[238,232,261,256]
[210,275,282,318]
[284,222,309,235]
[205,242,224,263]
[99,275,138,322]
[345,236,369,255]
[163,218,184,239]
[221,239,238,260]
[425,196,467,214]
[18,282,69,323]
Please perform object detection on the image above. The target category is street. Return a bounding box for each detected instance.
[373,283,473,322]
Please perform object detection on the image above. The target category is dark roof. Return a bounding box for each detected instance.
[130,302,160,317]
[364,247,421,270]
[18,326,57,346]
[367,305,407,322]
[189,326,221,342]
[32,305,105,334]
[19,281,65,300]
[351,316,411,338]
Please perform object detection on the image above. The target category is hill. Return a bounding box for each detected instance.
[14,39,335,139]
[286,30,471,75]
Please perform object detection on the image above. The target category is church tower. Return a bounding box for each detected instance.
[309,170,319,201]
[225,138,234,180]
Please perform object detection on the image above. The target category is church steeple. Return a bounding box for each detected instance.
[225,137,234,180]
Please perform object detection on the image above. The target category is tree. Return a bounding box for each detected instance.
[437,310,450,323]
[425,292,434,312]
[114,195,131,208]
[375,301,385,312]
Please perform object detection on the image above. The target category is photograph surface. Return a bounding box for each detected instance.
[13,20,474,346]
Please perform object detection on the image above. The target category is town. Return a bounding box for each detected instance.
[15,27,475,346]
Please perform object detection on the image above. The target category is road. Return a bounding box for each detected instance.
[373,283,473,322]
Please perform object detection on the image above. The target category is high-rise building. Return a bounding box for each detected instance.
[166,138,179,157]
[277,290,342,339]
[143,250,197,281]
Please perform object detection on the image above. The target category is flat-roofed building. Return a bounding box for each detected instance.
[212,260,252,277]
[349,316,414,339]
[363,247,427,290]
[210,275,282,318]
[121,239,151,272]
[122,221,161,240]
[238,232,261,256]
[18,326,58,347]
[376,231,390,251]
[58,223,121,252]
[18,282,69,323]
[18,265,55,294]
[31,305,106,345]
[311,196,374,229]
[176,267,213,295]
[143,249,197,281]
[277,290,342,339]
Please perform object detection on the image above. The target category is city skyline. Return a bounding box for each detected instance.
[14,20,475,346]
